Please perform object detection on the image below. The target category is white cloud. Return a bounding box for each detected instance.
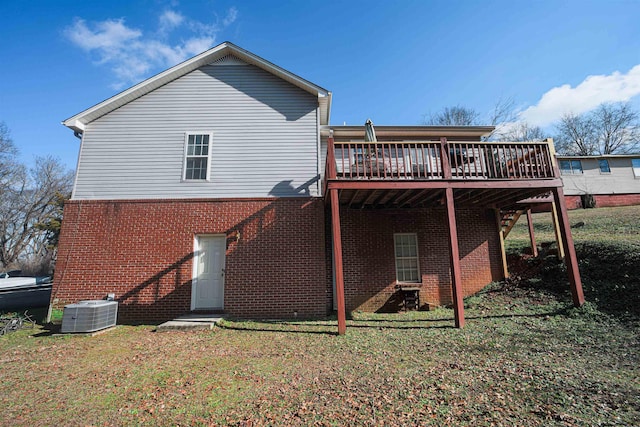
[223,7,238,27]
[159,10,185,34]
[519,65,640,127]
[65,18,141,54]
[65,7,239,88]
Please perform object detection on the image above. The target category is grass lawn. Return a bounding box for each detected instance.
[1,206,639,426]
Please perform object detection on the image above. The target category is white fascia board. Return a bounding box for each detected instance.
[325,92,332,126]
[63,119,85,132]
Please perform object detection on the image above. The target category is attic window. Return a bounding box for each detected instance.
[184,133,212,180]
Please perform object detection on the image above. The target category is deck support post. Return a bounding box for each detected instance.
[445,187,465,328]
[526,209,538,257]
[439,137,452,179]
[552,187,585,307]
[550,201,565,260]
[330,188,347,335]
[495,209,509,279]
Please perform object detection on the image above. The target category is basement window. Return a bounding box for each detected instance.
[394,233,420,283]
[559,159,583,175]
[183,133,212,180]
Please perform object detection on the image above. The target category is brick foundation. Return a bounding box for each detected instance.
[565,193,640,210]
[334,207,502,312]
[53,198,328,323]
[54,198,504,323]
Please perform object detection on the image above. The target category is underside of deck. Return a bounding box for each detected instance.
[333,185,557,211]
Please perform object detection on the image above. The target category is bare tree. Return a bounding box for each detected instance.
[425,105,480,126]
[554,102,640,155]
[0,122,19,192]
[595,103,640,154]
[424,97,517,135]
[554,112,597,155]
[0,155,73,270]
[487,96,517,127]
[495,121,546,142]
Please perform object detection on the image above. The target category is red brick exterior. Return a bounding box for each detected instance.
[565,194,640,210]
[336,207,503,312]
[54,198,503,322]
[53,198,328,323]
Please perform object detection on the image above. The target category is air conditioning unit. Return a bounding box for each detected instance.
[61,300,118,333]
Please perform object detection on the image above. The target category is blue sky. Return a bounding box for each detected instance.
[2,0,640,171]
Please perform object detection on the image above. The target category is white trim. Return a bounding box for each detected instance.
[316,107,321,196]
[393,233,420,284]
[68,120,85,131]
[190,237,199,310]
[70,131,85,199]
[182,131,213,181]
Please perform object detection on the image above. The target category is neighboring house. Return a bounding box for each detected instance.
[557,155,640,209]
[54,42,584,333]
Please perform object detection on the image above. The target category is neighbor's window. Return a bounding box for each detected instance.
[632,158,640,178]
[559,159,583,175]
[394,233,420,283]
[184,133,211,180]
[598,159,611,174]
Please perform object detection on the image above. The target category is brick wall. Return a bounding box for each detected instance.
[333,207,502,312]
[53,198,328,323]
[594,194,640,207]
[565,194,640,210]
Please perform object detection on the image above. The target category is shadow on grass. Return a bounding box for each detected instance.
[29,323,61,337]
[217,307,572,335]
[217,320,339,335]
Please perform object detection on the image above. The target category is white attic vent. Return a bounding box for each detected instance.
[210,54,247,66]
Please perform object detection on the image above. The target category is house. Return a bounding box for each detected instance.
[557,155,640,209]
[53,42,584,333]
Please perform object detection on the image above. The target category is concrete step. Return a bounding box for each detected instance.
[156,314,224,332]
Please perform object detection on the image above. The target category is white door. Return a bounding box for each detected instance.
[192,235,226,310]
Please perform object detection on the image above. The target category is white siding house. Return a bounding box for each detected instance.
[558,155,640,196]
[65,43,331,200]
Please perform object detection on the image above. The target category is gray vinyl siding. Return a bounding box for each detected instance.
[73,62,320,200]
[561,157,640,195]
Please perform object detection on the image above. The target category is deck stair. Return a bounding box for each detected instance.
[501,209,525,238]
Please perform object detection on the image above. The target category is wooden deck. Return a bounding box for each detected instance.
[324,138,561,210]
[323,136,584,335]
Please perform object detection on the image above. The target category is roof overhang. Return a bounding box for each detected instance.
[325,125,495,139]
[63,41,332,132]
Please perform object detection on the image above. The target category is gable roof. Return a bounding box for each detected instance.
[63,41,332,132]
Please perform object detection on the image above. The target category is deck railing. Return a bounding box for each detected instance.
[325,138,557,182]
